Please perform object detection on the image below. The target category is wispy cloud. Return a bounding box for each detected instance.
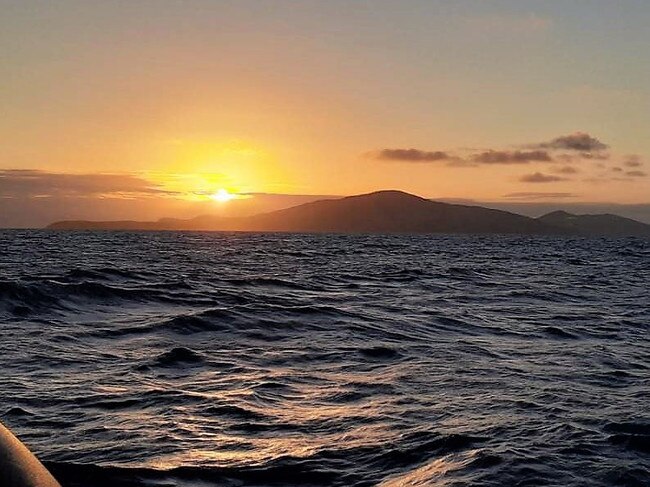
[472,150,552,164]
[624,155,643,168]
[369,148,556,165]
[367,131,649,187]
[554,166,579,174]
[0,170,177,198]
[503,192,579,200]
[369,132,612,167]
[519,172,566,183]
[371,148,453,162]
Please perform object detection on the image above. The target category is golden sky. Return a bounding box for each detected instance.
[2,1,650,226]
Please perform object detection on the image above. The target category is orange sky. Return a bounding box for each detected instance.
[2,1,649,226]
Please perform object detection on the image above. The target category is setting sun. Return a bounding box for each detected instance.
[2,3,650,487]
[210,188,235,203]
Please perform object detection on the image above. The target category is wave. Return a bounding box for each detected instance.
[604,422,650,454]
[44,431,483,487]
[148,347,205,367]
[358,346,402,360]
[2,231,649,487]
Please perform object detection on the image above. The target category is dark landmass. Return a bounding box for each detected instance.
[47,190,650,237]
[538,210,650,237]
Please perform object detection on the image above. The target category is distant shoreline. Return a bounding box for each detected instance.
[44,190,650,238]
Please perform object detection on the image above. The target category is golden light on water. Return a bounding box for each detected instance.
[378,450,480,486]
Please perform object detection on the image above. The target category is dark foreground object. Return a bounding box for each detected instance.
[0,422,60,487]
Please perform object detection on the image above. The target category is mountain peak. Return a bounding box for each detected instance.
[538,209,650,236]
[347,190,428,201]
[46,190,650,237]
[540,210,575,219]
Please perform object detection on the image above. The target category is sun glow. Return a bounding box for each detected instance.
[210,188,236,202]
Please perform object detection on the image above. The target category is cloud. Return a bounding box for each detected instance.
[370,148,555,166]
[534,132,608,152]
[554,166,579,174]
[519,172,566,183]
[0,170,176,198]
[371,148,452,162]
[472,150,552,164]
[368,132,641,183]
[624,155,643,168]
[503,192,579,200]
[579,151,610,160]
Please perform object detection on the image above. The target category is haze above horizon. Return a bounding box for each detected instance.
[2,0,650,227]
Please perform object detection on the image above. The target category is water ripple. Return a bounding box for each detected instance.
[0,230,648,486]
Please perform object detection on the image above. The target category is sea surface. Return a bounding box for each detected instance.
[0,230,648,487]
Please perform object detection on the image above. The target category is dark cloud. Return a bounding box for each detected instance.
[372,148,452,162]
[519,172,566,183]
[535,132,608,152]
[371,147,555,166]
[554,153,609,163]
[366,132,643,190]
[584,176,638,183]
[503,192,579,200]
[0,170,176,198]
[370,132,614,168]
[472,150,552,164]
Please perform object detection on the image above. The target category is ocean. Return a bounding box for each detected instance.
[0,230,648,486]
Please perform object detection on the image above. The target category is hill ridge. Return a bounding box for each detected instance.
[47,190,650,237]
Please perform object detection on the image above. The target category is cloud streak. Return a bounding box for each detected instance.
[0,170,176,198]
[472,150,552,164]
[372,149,452,162]
[370,148,555,165]
[368,131,648,186]
[503,192,579,200]
[369,132,613,167]
[554,166,579,174]
[624,156,643,168]
[519,172,566,183]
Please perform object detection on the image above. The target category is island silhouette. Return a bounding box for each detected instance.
[47,190,650,237]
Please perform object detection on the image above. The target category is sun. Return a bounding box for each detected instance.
[210,188,235,202]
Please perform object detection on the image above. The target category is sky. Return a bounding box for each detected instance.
[2,0,650,227]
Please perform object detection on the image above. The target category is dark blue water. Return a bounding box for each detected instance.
[0,230,648,487]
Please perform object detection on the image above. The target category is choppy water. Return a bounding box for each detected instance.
[0,230,648,487]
